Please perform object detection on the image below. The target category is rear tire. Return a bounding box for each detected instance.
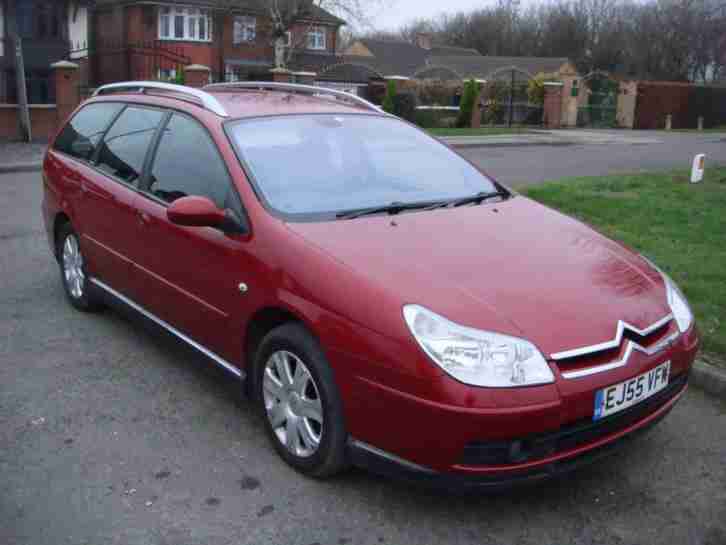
[56,223,104,312]
[254,323,348,478]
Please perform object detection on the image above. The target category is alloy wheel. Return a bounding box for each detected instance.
[262,350,324,458]
[62,234,85,299]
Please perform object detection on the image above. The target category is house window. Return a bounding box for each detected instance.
[159,6,212,42]
[306,27,326,50]
[233,16,256,44]
[284,31,292,47]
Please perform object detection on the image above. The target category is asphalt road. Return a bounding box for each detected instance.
[458,130,726,187]
[2,153,726,545]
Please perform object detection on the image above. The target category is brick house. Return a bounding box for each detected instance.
[0,0,90,103]
[91,0,344,84]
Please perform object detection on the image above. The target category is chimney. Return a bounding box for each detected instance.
[415,33,432,50]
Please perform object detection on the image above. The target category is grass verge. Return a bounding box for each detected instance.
[524,167,726,365]
[428,127,536,136]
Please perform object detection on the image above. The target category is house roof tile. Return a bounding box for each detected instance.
[427,56,571,79]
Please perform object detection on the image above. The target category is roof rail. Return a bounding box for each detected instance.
[93,81,229,117]
[203,81,385,114]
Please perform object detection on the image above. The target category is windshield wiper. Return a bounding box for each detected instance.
[336,201,440,220]
[448,190,508,207]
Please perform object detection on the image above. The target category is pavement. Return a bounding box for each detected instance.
[2,160,726,544]
[0,140,47,173]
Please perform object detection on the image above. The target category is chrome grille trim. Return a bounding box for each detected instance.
[550,314,674,360]
[560,330,680,379]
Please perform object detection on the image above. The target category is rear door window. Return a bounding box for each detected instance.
[53,103,122,161]
[95,106,165,185]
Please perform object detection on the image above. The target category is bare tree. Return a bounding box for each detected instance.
[266,0,378,67]
[377,0,726,82]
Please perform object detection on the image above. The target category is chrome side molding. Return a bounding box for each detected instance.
[90,277,244,379]
[348,439,435,474]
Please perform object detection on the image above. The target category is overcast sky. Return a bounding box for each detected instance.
[367,0,488,31]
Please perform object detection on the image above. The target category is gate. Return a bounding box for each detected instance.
[480,67,543,127]
[578,72,617,127]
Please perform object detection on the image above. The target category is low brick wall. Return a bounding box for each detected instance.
[0,104,60,141]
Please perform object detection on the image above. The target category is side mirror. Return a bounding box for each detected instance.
[167,196,226,228]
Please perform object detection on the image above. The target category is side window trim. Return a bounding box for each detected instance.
[88,104,127,166]
[139,111,250,232]
[93,104,168,190]
[138,109,173,194]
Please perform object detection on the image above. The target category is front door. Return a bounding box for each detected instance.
[132,113,251,362]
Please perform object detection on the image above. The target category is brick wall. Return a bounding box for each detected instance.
[0,104,60,140]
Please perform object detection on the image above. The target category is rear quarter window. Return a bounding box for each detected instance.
[53,103,122,161]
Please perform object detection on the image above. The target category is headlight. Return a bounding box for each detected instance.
[641,255,694,333]
[402,305,554,387]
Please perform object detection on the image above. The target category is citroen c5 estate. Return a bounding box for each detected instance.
[42,81,700,488]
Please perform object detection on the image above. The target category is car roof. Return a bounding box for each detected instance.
[88,82,383,122]
[208,89,378,119]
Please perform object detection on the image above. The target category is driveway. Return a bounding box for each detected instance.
[457,130,726,187]
[2,168,726,545]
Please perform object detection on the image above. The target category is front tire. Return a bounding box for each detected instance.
[57,223,104,312]
[255,323,348,478]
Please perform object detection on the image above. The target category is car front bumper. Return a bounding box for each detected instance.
[341,325,698,490]
[348,376,687,490]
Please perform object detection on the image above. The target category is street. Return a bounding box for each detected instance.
[2,148,726,544]
[458,130,726,187]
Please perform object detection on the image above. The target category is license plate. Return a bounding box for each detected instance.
[593,361,670,421]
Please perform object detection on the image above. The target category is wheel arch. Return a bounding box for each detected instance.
[52,212,72,261]
[243,305,310,395]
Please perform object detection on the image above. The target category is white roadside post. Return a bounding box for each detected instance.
[690,154,705,183]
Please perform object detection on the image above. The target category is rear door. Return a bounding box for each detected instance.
[76,105,166,292]
[50,102,134,291]
[132,112,251,362]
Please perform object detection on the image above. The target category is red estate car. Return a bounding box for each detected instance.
[42,81,699,488]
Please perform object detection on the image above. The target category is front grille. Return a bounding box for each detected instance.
[554,320,676,376]
[460,372,688,466]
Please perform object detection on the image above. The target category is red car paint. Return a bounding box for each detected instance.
[42,88,699,479]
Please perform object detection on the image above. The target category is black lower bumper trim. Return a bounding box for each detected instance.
[348,391,679,491]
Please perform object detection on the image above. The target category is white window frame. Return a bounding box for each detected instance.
[233,15,256,45]
[306,27,326,50]
[284,31,292,47]
[158,6,212,42]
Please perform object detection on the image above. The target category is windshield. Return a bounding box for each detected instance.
[226,114,501,220]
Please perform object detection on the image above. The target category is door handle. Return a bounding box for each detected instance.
[80,182,88,194]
